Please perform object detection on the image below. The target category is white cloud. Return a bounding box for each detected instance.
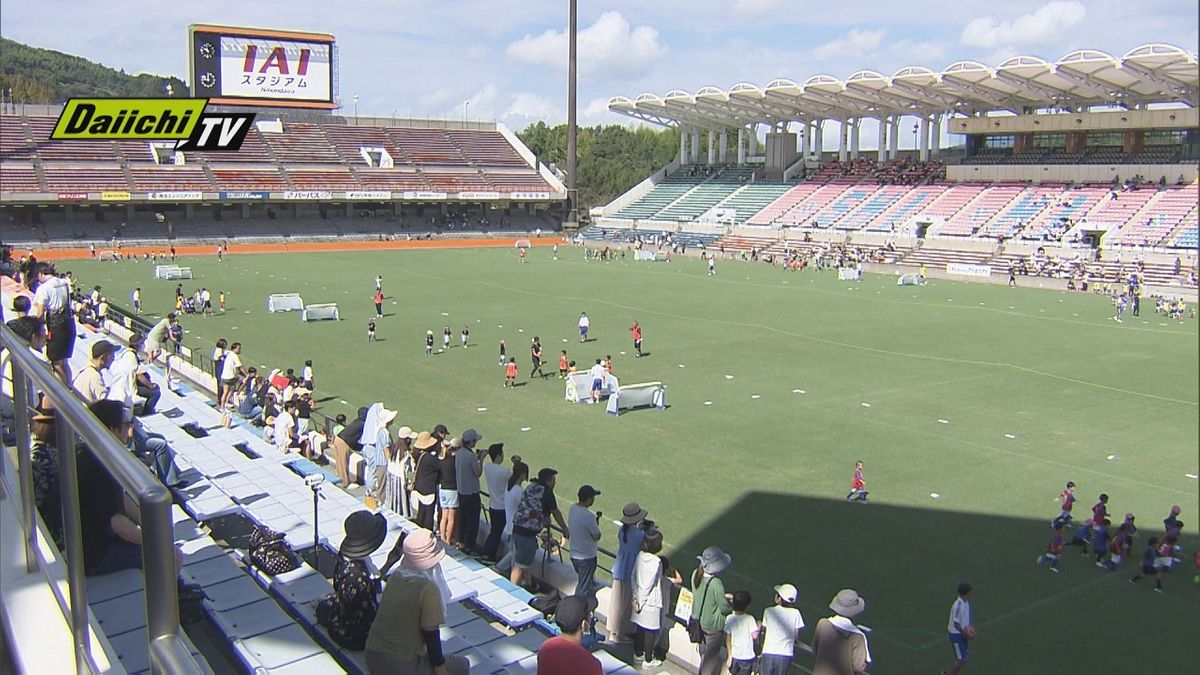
[731,0,782,16]
[808,29,886,62]
[506,10,666,79]
[961,1,1087,49]
[889,39,948,65]
[505,93,559,121]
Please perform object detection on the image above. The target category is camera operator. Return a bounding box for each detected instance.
[567,485,603,607]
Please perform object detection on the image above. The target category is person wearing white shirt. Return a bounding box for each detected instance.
[481,445,512,560]
[759,583,806,674]
[567,485,602,602]
[31,264,75,385]
[218,343,245,409]
[587,359,607,404]
[73,341,116,404]
[577,312,590,343]
[724,591,759,674]
[631,530,666,666]
[105,342,140,411]
[495,461,529,571]
[273,401,299,453]
[946,583,973,675]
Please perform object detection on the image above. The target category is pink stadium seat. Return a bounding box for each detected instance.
[0,163,41,191]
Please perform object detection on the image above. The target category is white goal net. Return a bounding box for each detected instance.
[301,304,340,322]
[153,265,192,280]
[514,239,532,249]
[268,293,305,312]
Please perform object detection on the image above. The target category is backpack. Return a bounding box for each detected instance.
[248,524,301,576]
[513,482,548,533]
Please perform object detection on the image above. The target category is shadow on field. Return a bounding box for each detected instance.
[661,490,1196,673]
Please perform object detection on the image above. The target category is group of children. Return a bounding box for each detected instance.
[718,585,809,675]
[423,326,471,355]
[1039,481,1188,591]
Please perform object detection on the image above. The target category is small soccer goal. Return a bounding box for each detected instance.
[153,265,192,280]
[301,303,340,322]
[514,239,532,249]
[897,273,925,286]
[268,293,305,312]
[98,250,120,261]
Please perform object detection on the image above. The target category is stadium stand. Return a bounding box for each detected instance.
[709,182,795,226]
[0,163,41,192]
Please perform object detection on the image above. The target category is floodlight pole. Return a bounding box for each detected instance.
[565,0,579,227]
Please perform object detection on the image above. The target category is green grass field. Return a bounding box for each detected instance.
[67,246,1198,673]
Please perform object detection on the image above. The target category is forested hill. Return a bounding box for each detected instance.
[0,37,187,103]
[518,122,679,211]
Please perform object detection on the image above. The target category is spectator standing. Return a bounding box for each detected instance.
[410,432,442,531]
[455,429,485,554]
[386,427,418,515]
[481,444,511,561]
[812,589,871,675]
[360,403,397,510]
[759,583,805,675]
[510,467,568,589]
[497,460,529,571]
[31,263,76,386]
[630,529,665,666]
[690,546,733,675]
[334,407,369,487]
[219,343,245,410]
[438,438,461,545]
[537,595,602,675]
[212,339,227,406]
[567,485,603,605]
[608,502,648,643]
[945,583,974,675]
[365,530,468,674]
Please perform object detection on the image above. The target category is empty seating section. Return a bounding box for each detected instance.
[745,183,821,225]
[810,186,873,229]
[42,166,129,191]
[129,166,212,191]
[0,163,41,191]
[978,186,1063,238]
[1,116,33,158]
[779,184,850,227]
[963,147,1187,165]
[354,169,429,191]
[423,170,490,192]
[485,171,551,192]
[835,186,909,231]
[943,184,1022,237]
[612,172,708,220]
[387,128,466,164]
[1112,188,1200,246]
[1018,188,1105,240]
[1168,219,1198,249]
[116,140,162,163]
[259,124,341,163]
[286,169,360,190]
[712,183,794,225]
[211,169,289,191]
[867,185,947,232]
[24,117,118,162]
[445,130,528,167]
[918,184,986,230]
[654,167,754,221]
[1084,189,1156,227]
[322,126,408,164]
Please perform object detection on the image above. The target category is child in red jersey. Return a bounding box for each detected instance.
[1053,481,1076,528]
[845,460,868,503]
[504,357,518,388]
[559,350,569,379]
[1036,522,1064,573]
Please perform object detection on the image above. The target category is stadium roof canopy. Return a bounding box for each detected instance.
[609,43,1199,128]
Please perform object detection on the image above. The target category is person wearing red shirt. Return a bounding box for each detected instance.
[373,289,384,318]
[1053,481,1076,528]
[629,321,644,358]
[538,596,602,675]
[1091,494,1109,528]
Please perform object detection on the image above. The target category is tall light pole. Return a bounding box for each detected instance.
[353,94,359,124]
[565,0,579,227]
[464,99,470,123]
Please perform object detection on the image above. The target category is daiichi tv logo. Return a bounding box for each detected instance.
[52,98,255,151]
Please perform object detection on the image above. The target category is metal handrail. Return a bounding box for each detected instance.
[0,323,202,675]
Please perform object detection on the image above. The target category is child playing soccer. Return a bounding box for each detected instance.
[367,319,376,342]
[1037,522,1065,573]
[1100,522,1132,571]
[1091,519,1111,563]
[425,330,434,356]
[460,326,469,348]
[1066,518,1095,554]
[846,460,868,503]
[1129,537,1163,592]
[504,357,518,388]
[559,350,569,379]
[219,290,226,312]
[498,339,507,366]
[442,326,451,350]
[1053,481,1076,528]
[604,355,614,375]
[723,591,759,675]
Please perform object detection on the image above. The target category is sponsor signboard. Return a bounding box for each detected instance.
[456,191,501,200]
[219,191,269,200]
[147,191,204,201]
[945,262,993,278]
[402,191,448,201]
[100,191,132,201]
[344,190,393,200]
[283,190,333,200]
[57,192,88,201]
[509,191,551,200]
[190,24,336,109]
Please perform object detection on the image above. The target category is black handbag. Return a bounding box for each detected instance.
[248,524,301,575]
[687,576,711,644]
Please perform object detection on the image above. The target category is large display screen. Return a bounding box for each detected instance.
[189,24,336,109]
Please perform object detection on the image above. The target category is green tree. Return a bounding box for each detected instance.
[0,37,187,103]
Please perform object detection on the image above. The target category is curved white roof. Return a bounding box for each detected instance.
[608,43,1198,128]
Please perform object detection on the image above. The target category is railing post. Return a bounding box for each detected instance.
[12,367,38,573]
[54,414,92,674]
[139,482,187,674]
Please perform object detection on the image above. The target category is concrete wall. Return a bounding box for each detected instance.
[950,108,1197,135]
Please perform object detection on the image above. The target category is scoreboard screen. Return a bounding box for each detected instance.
[189,24,336,109]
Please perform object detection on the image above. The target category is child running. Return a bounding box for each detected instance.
[846,460,868,503]
[1129,537,1163,592]
[498,339,507,366]
[425,330,435,356]
[504,357,518,388]
[442,326,452,350]
[367,319,377,342]
[1036,522,1064,573]
[1053,481,1076,528]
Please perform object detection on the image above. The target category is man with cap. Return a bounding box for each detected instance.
[410,431,442,531]
[568,485,603,604]
[536,595,602,675]
[366,530,469,674]
[73,340,116,404]
[812,589,871,675]
[455,428,485,554]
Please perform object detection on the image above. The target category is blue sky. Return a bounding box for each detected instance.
[2,0,1196,132]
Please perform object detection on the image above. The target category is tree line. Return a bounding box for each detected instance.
[0,37,187,103]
